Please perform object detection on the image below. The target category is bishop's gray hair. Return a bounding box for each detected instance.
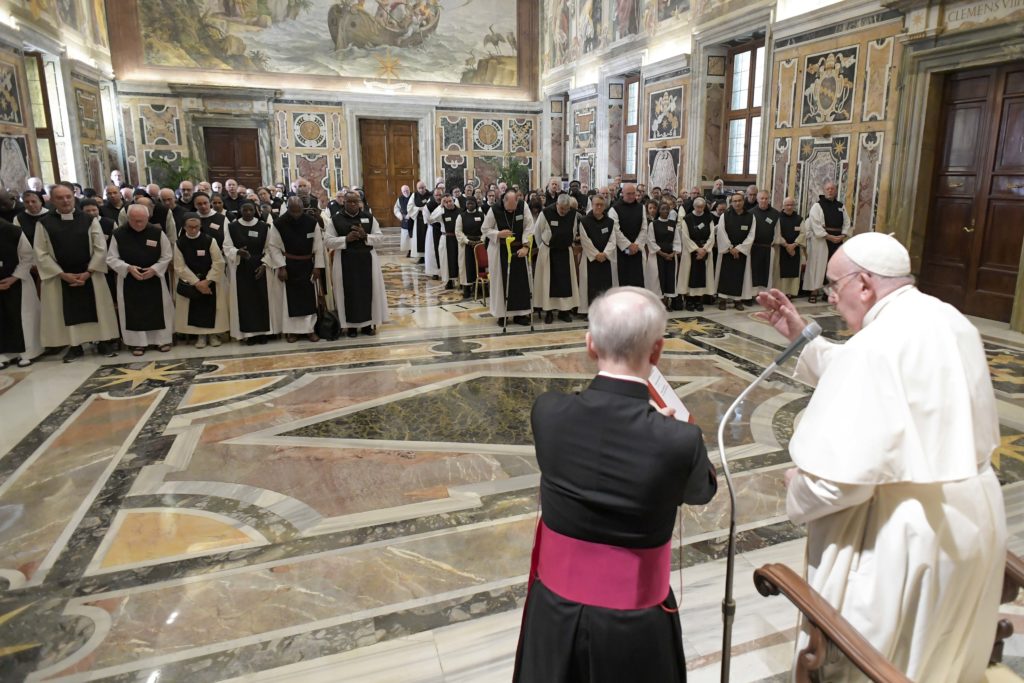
[556,193,572,210]
[588,286,667,364]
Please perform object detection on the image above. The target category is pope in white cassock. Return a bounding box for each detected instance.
[756,232,1005,682]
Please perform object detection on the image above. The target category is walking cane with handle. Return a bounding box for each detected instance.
[502,235,513,335]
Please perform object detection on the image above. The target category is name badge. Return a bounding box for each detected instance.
[766,217,774,224]
[515,215,523,221]
[210,224,220,230]
[248,230,259,238]
[306,232,315,239]
[444,217,452,223]
[697,223,705,229]
[667,226,674,232]
[551,220,558,226]
[197,250,206,256]
[361,217,369,223]
[601,227,609,234]
[146,239,158,247]
[474,217,481,223]
[741,225,749,231]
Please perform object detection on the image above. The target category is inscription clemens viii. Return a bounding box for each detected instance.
[945,0,1024,29]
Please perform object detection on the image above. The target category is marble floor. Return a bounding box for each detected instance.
[3,229,1024,682]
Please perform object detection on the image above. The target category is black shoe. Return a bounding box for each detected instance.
[258,335,269,345]
[444,281,454,290]
[695,303,704,311]
[514,315,530,326]
[346,328,358,338]
[671,297,685,311]
[432,275,440,281]
[685,300,695,311]
[558,311,573,323]
[62,345,84,363]
[462,286,472,298]
[97,340,118,357]
[544,311,554,324]
[361,326,375,336]
[497,317,506,327]
[417,257,425,264]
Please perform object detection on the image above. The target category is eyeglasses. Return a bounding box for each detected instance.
[823,270,862,297]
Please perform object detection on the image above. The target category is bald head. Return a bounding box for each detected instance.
[586,287,667,371]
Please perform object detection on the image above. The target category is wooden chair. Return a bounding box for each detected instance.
[753,551,1024,682]
[473,242,489,305]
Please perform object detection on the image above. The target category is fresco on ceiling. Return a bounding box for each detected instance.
[138,0,520,86]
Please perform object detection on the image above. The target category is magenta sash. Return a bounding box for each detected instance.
[531,520,672,610]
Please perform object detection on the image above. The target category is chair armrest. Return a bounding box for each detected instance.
[753,563,912,683]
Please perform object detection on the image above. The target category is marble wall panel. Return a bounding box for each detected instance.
[472,119,504,153]
[120,96,190,188]
[508,118,533,153]
[433,111,539,189]
[72,79,104,145]
[550,112,564,178]
[861,37,894,123]
[775,58,798,129]
[853,131,884,233]
[292,113,328,149]
[273,104,348,199]
[801,46,859,126]
[795,135,849,218]
[770,138,791,208]
[120,104,141,186]
[139,104,180,146]
[440,117,467,151]
[442,151,468,191]
[607,103,623,179]
[0,53,26,128]
[569,99,597,185]
[573,152,595,188]
[702,83,725,182]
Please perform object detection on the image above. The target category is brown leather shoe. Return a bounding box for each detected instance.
[307,332,320,342]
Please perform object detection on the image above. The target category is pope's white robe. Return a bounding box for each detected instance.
[786,285,1006,683]
[264,223,325,334]
[35,216,119,347]
[577,216,618,314]
[803,201,851,292]
[222,220,278,339]
[713,213,756,301]
[173,236,229,335]
[676,213,716,296]
[482,206,534,318]
[106,231,174,347]
[533,209,579,312]
[324,213,389,329]
[0,231,42,362]
[646,219,682,298]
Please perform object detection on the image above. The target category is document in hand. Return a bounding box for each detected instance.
[647,366,693,423]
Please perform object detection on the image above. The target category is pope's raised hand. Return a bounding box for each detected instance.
[754,288,805,342]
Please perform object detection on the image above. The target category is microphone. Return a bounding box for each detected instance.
[716,319,820,683]
[773,321,822,366]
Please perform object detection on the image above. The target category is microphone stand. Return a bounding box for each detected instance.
[717,360,780,683]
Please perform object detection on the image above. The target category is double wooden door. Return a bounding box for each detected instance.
[919,63,1024,322]
[203,127,262,188]
[359,119,418,226]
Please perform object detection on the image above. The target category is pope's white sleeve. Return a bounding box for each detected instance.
[786,472,875,525]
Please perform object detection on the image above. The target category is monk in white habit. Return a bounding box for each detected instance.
[174,213,229,348]
[533,193,580,323]
[773,197,805,297]
[714,193,756,310]
[677,197,715,311]
[577,194,618,317]
[325,191,388,337]
[266,197,324,342]
[35,184,119,362]
[223,201,276,344]
[483,189,534,327]
[0,217,41,368]
[106,205,174,355]
[802,180,851,303]
[756,232,1005,682]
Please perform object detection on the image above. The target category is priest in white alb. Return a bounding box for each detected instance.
[756,232,1006,682]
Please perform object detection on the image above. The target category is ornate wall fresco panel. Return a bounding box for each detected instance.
[648,86,682,141]
[0,135,31,192]
[433,111,539,190]
[274,103,348,202]
[862,37,894,123]
[109,0,536,100]
[642,73,687,191]
[795,135,850,218]
[607,102,624,179]
[853,131,884,232]
[770,137,791,208]
[648,146,680,194]
[775,58,798,129]
[801,46,859,126]
[0,48,36,190]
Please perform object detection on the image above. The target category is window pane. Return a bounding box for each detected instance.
[730,50,750,111]
[25,57,47,127]
[752,46,765,107]
[625,132,637,175]
[37,138,55,185]
[748,116,761,175]
[727,119,746,175]
[627,81,639,126]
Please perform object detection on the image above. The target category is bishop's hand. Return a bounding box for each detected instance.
[754,288,805,343]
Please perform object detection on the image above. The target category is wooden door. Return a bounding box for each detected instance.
[359,119,419,226]
[204,127,262,188]
[919,63,1024,321]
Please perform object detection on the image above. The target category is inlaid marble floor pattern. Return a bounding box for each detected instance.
[2,230,1024,682]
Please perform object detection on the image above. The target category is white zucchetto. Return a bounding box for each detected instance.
[843,232,911,277]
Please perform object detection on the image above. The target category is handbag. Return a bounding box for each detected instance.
[313,278,340,340]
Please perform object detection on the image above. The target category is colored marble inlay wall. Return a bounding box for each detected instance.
[432,110,539,191]
[118,95,190,188]
[767,17,902,232]
[273,104,348,204]
[71,75,108,192]
[0,48,36,192]
[642,74,688,194]
[568,98,597,187]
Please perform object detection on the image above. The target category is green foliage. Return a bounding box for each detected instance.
[147,155,204,188]
[496,153,531,190]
